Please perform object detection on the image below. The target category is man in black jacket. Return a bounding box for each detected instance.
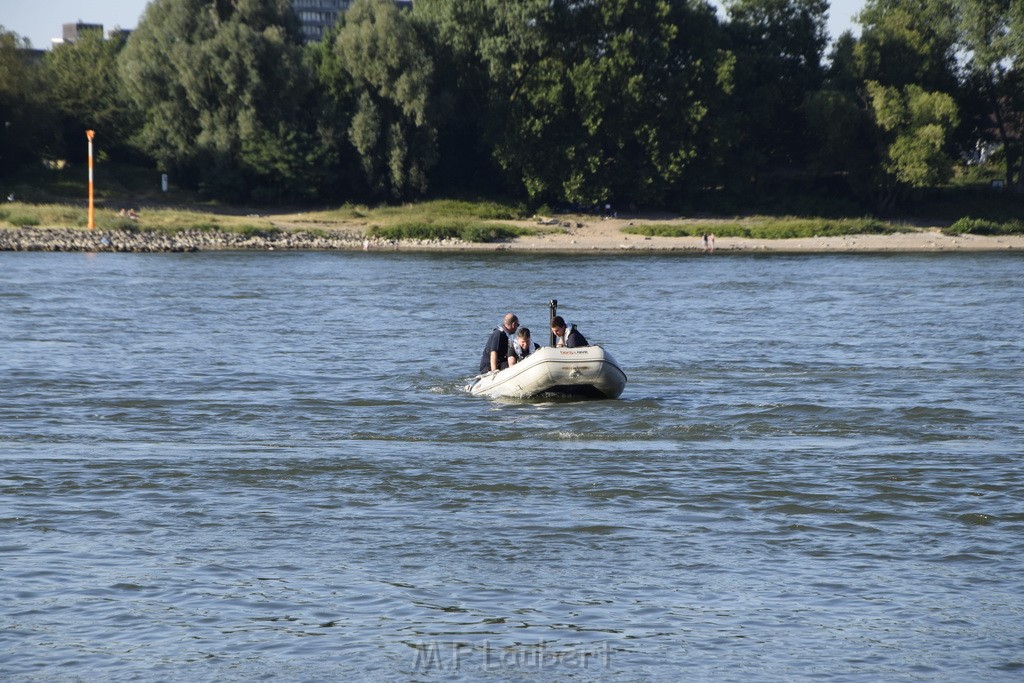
[479,313,519,373]
[550,315,589,348]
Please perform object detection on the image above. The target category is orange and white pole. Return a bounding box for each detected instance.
[86,130,95,230]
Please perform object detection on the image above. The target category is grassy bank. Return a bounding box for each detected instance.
[622,217,895,240]
[0,198,536,242]
[623,215,1024,239]
[0,203,277,235]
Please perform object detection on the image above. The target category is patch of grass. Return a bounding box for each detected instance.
[7,214,40,227]
[624,217,895,239]
[943,217,1024,236]
[372,198,528,221]
[0,203,83,227]
[369,218,531,243]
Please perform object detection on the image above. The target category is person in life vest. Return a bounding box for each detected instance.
[550,315,589,348]
[507,326,541,366]
[479,313,519,373]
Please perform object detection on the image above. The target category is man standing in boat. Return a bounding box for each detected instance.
[550,316,589,348]
[507,327,541,366]
[479,313,519,373]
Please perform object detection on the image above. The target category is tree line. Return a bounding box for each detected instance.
[1,0,1022,211]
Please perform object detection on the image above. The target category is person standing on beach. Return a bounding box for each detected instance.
[550,316,589,348]
[479,313,519,373]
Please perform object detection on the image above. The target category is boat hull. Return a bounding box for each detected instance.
[467,346,626,399]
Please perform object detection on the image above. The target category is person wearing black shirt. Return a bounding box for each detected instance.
[479,313,519,373]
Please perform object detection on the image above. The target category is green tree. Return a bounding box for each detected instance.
[119,0,316,200]
[723,0,829,191]
[333,0,437,199]
[955,0,1024,190]
[472,0,731,205]
[564,0,732,205]
[0,27,55,175]
[868,81,959,206]
[805,0,963,211]
[43,30,138,162]
[410,0,502,194]
[474,0,577,202]
[854,0,959,91]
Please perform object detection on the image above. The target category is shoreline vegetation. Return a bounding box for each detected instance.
[1,199,1023,253]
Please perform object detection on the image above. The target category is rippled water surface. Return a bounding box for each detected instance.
[2,251,1023,681]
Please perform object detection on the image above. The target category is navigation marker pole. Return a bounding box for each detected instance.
[86,130,95,230]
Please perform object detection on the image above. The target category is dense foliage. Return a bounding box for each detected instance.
[2,0,1023,209]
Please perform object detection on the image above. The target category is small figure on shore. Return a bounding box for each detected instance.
[709,233,715,253]
[363,238,369,251]
[702,233,709,251]
[550,315,589,348]
[479,313,519,373]
[507,326,540,366]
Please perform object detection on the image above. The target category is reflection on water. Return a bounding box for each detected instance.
[2,252,1023,680]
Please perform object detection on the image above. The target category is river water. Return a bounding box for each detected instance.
[2,251,1022,681]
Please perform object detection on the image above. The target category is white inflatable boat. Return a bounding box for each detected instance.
[467,346,627,399]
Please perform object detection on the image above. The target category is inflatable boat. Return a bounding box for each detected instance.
[467,346,627,399]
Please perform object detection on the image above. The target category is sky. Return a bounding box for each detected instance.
[2,0,866,52]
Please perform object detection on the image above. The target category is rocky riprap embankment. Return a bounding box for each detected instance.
[0,227,371,252]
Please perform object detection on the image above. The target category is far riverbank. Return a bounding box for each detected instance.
[2,220,1022,253]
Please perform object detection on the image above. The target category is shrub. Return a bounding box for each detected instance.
[943,217,1024,236]
[237,225,281,238]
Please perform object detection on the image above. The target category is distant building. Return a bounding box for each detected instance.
[291,0,413,42]
[61,22,103,44]
[292,0,352,42]
[108,28,133,44]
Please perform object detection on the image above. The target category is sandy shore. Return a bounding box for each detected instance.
[388,216,1024,253]
[3,216,1022,252]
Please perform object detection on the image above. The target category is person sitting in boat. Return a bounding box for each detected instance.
[479,313,519,373]
[550,315,589,348]
[508,327,541,366]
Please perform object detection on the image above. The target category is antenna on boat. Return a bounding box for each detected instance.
[548,299,558,346]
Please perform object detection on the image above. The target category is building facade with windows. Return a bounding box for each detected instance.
[291,0,412,42]
[292,0,352,42]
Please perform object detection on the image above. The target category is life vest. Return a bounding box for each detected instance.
[510,339,539,361]
[557,323,578,347]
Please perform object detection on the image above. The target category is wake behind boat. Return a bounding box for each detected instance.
[467,345,627,399]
